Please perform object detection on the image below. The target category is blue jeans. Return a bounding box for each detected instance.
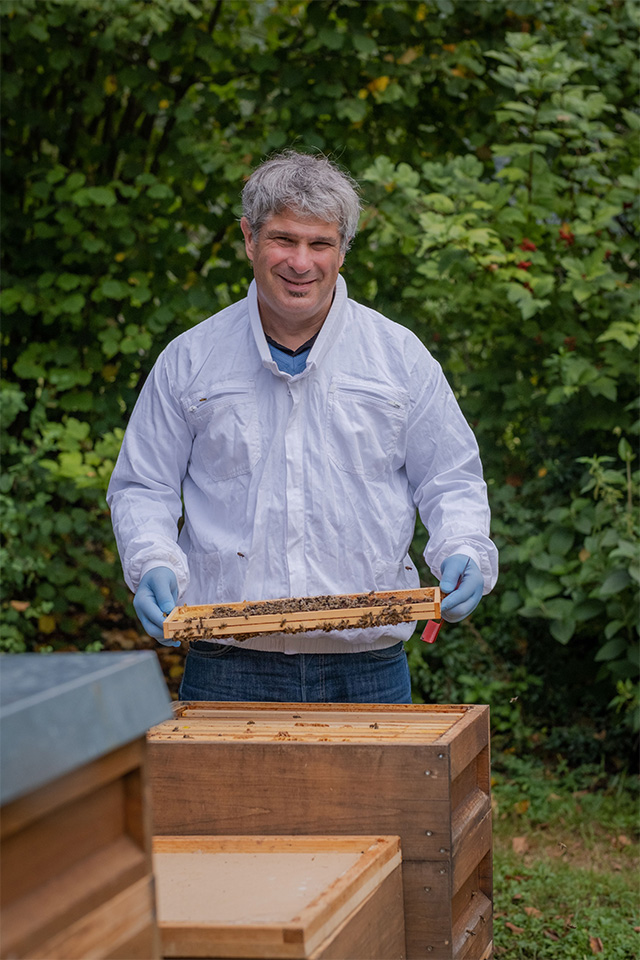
[179,641,412,703]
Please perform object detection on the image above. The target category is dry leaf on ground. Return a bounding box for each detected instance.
[512,836,529,854]
[524,906,542,917]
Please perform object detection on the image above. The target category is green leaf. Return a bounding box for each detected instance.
[548,528,574,556]
[598,570,632,598]
[550,620,576,644]
[318,27,344,51]
[544,598,576,620]
[59,293,85,314]
[147,183,174,199]
[0,288,23,313]
[72,186,117,207]
[595,637,627,662]
[335,98,368,123]
[56,273,82,291]
[353,34,377,55]
[100,279,130,299]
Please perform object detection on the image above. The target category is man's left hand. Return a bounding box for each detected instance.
[439,554,483,623]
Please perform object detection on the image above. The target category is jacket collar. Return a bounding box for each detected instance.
[248,274,347,380]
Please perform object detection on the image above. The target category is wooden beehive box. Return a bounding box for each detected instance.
[0,652,173,960]
[147,703,492,960]
[154,835,405,959]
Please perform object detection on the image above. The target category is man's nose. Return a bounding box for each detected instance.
[287,244,313,273]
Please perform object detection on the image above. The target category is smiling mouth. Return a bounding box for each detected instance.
[279,276,316,296]
[282,276,314,285]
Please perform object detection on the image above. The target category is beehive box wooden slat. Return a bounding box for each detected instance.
[147,703,492,960]
[1,740,159,959]
[154,835,405,959]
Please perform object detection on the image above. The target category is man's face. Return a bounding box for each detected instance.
[240,209,345,335]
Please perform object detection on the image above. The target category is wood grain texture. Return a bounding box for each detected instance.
[149,742,453,856]
[0,739,143,841]
[1,835,147,957]
[311,868,405,960]
[147,703,492,960]
[156,837,403,960]
[438,706,490,782]
[1,737,158,960]
[452,890,492,960]
[163,588,441,641]
[23,876,159,960]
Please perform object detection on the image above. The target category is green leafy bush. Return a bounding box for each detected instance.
[1,0,638,758]
[359,24,639,746]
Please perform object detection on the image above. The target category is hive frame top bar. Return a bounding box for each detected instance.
[163,587,441,642]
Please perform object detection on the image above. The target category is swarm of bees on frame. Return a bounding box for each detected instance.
[169,592,421,644]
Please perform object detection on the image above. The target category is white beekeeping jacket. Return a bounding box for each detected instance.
[107,275,498,653]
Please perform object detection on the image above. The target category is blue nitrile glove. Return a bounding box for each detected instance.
[439,555,484,623]
[133,566,180,646]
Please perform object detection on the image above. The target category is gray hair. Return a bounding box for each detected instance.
[241,150,362,253]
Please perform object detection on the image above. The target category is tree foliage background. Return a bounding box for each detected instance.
[2,0,638,763]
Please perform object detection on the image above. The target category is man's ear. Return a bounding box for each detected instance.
[240,217,254,261]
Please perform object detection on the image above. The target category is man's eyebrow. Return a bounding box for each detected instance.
[265,229,338,244]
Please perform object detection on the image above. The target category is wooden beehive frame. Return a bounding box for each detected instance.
[153,835,403,959]
[163,587,441,643]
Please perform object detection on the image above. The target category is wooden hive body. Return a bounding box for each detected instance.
[148,703,492,960]
[154,835,405,959]
[0,652,172,960]
[1,738,159,959]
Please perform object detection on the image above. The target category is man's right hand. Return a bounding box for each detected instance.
[133,566,180,646]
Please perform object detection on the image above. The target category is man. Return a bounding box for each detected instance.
[107,151,498,703]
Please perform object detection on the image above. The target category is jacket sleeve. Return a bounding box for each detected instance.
[106,350,192,597]
[404,349,498,595]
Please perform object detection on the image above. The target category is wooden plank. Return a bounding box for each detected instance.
[154,835,399,857]
[163,702,469,722]
[148,742,453,857]
[107,923,160,960]
[477,848,493,903]
[0,739,144,841]
[452,890,492,960]
[399,861,453,959]
[1,778,126,906]
[451,792,492,896]
[1,836,148,958]
[450,756,479,812]
[148,703,469,746]
[311,867,405,960]
[163,588,441,641]
[439,707,489,782]
[24,876,158,960]
[452,864,492,958]
[149,722,460,745]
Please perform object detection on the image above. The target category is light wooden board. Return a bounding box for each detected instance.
[163,588,441,642]
[154,836,402,959]
[148,702,467,746]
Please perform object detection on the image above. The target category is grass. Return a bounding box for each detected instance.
[491,753,639,958]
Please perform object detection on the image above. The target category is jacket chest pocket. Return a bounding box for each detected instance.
[184,381,260,481]
[326,378,407,480]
